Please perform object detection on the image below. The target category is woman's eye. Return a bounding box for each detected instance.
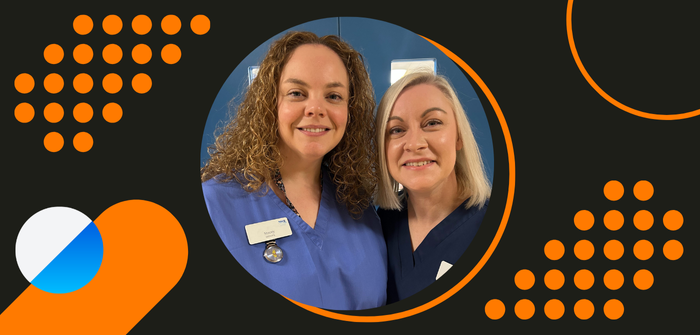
[289,91,303,97]
[388,127,404,135]
[327,93,343,101]
[425,119,443,127]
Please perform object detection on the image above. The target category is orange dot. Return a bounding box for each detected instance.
[663,210,683,231]
[15,73,35,93]
[574,269,594,290]
[574,210,594,231]
[544,269,565,290]
[514,299,535,320]
[73,44,94,64]
[603,299,624,320]
[73,132,93,152]
[604,180,624,201]
[44,132,64,152]
[574,240,594,260]
[103,15,123,35]
[574,299,595,320]
[102,73,123,94]
[603,210,624,231]
[73,15,93,35]
[132,15,152,35]
[102,103,123,123]
[544,240,565,260]
[44,44,64,64]
[514,269,535,290]
[484,299,505,320]
[633,240,654,260]
[43,103,64,123]
[190,15,210,35]
[15,103,35,123]
[603,269,624,290]
[603,240,624,260]
[161,15,181,35]
[633,180,654,201]
[73,73,93,94]
[633,210,654,231]
[103,44,123,64]
[544,299,565,320]
[132,44,152,64]
[161,44,181,64]
[73,103,93,123]
[663,240,683,260]
[132,73,152,93]
[633,269,654,290]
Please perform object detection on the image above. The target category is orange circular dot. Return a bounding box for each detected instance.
[161,44,181,64]
[604,180,624,201]
[484,299,505,320]
[663,210,683,231]
[574,299,595,320]
[103,44,123,64]
[73,73,93,94]
[161,15,181,35]
[633,240,654,260]
[102,73,123,94]
[73,15,93,35]
[132,73,152,93]
[44,44,64,64]
[43,103,64,123]
[603,210,624,231]
[73,132,93,152]
[574,210,594,231]
[544,269,565,290]
[633,269,654,290]
[663,240,683,260]
[132,15,152,35]
[603,299,624,320]
[102,103,123,123]
[73,103,93,123]
[514,269,535,290]
[633,180,654,201]
[603,240,624,260]
[15,73,35,93]
[574,269,595,290]
[544,240,565,260]
[514,299,535,320]
[603,269,624,290]
[574,240,594,260]
[633,210,654,231]
[544,299,565,320]
[73,44,94,64]
[15,103,35,123]
[44,132,64,152]
[102,15,123,35]
[132,44,152,64]
[190,15,210,35]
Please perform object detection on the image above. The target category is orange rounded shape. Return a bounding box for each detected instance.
[633,269,654,290]
[603,210,624,231]
[514,269,535,290]
[633,240,654,260]
[484,299,505,320]
[663,240,683,260]
[73,15,93,35]
[15,103,35,123]
[132,73,152,93]
[603,269,624,290]
[514,299,535,320]
[574,269,594,290]
[44,44,64,64]
[604,180,624,201]
[633,180,654,201]
[161,44,181,64]
[44,132,64,152]
[544,269,565,290]
[73,73,93,94]
[663,210,683,231]
[574,240,594,260]
[73,44,94,64]
[73,132,94,152]
[15,73,35,93]
[603,240,624,260]
[132,15,152,35]
[103,44,123,64]
[73,103,93,123]
[102,103,123,123]
[633,210,654,231]
[44,103,64,123]
[102,73,123,94]
[603,299,624,320]
[574,210,594,231]
[161,15,181,35]
[102,15,123,35]
[132,44,152,64]
[544,299,565,320]
[544,239,565,260]
[190,15,210,35]
[574,299,594,320]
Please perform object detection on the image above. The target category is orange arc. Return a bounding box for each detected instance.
[287,36,516,322]
[567,0,700,120]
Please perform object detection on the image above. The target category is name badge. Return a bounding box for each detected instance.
[245,217,292,245]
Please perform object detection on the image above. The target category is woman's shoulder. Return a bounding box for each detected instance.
[202,174,262,200]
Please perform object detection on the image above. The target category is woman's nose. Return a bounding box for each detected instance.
[404,130,427,152]
[305,96,326,117]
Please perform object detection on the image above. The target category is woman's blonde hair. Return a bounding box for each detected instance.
[201,31,378,216]
[374,71,491,210]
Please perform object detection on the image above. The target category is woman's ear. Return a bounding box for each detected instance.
[456,135,463,151]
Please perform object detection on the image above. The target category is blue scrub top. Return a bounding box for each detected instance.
[379,199,488,304]
[202,168,387,310]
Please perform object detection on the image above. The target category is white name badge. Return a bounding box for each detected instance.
[245,217,293,245]
[436,260,453,280]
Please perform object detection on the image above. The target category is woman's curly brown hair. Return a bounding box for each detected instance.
[201,31,378,217]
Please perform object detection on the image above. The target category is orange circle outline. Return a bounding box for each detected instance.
[285,36,516,322]
[567,0,700,120]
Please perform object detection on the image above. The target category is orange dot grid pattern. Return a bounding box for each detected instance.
[14,14,209,152]
[487,180,684,320]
